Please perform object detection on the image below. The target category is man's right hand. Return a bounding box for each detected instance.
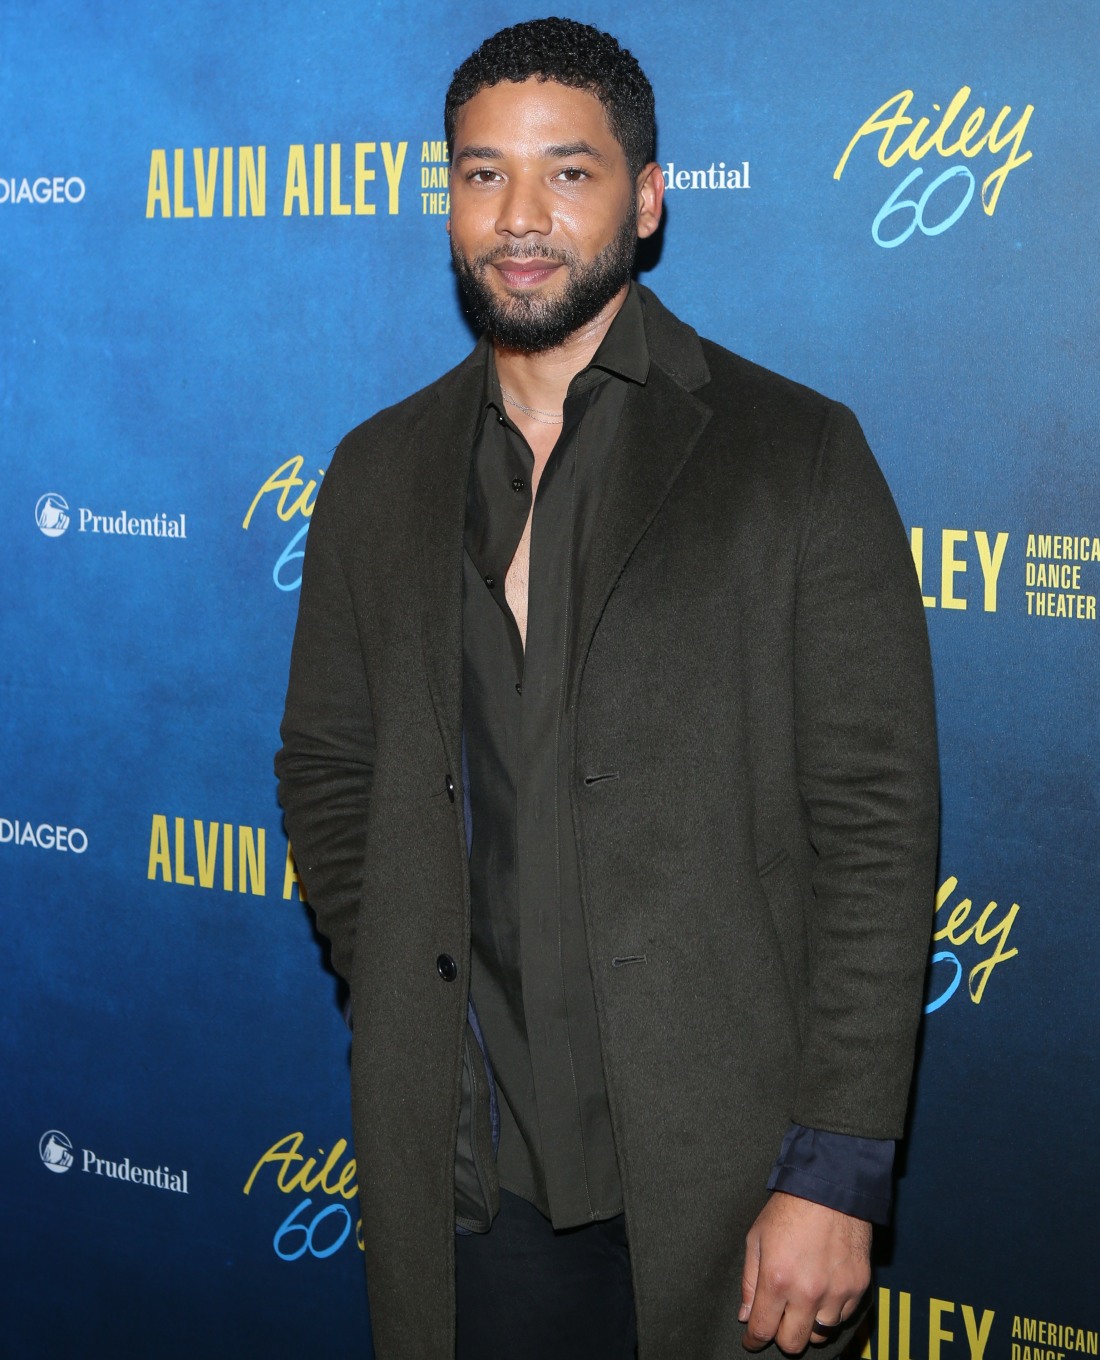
[739,1191,871,1353]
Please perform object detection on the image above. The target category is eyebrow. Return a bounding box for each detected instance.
[452,140,608,166]
[545,141,608,163]
[453,145,504,164]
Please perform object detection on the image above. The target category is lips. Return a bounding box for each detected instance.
[492,260,561,289]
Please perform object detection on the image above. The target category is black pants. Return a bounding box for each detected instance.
[454,1189,638,1360]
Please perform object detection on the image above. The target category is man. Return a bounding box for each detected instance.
[276,18,938,1360]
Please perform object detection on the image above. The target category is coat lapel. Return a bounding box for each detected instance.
[417,292,715,740]
[419,349,486,771]
[567,299,713,706]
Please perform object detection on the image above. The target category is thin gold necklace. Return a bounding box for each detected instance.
[500,386,563,425]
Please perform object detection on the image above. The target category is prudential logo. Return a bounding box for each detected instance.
[40,1130,75,1173]
[33,491,187,542]
[37,1128,191,1193]
[36,493,71,537]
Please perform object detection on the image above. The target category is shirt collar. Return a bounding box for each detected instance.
[481,282,651,417]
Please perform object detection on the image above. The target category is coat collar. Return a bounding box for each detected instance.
[566,285,712,704]
[419,345,485,773]
[419,285,713,756]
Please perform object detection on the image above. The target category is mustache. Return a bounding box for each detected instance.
[468,243,575,269]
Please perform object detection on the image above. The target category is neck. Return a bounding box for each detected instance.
[492,285,628,415]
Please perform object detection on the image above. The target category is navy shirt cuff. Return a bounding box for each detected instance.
[767,1123,894,1225]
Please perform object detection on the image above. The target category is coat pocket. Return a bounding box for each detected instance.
[756,850,810,1035]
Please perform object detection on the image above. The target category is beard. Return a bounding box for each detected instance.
[450,207,638,353]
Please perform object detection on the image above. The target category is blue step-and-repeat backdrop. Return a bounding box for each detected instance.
[3,1,1097,1356]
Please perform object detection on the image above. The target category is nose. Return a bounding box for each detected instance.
[495,171,552,239]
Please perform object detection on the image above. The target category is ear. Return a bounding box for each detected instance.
[635,162,665,240]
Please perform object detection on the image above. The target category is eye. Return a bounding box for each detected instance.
[465,167,501,184]
[555,166,590,183]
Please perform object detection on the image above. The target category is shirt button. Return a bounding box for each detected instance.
[511,477,525,493]
[436,954,458,982]
[515,682,522,695]
[444,774,455,802]
[484,575,495,589]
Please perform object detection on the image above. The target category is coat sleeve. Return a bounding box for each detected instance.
[275,443,375,986]
[790,402,939,1140]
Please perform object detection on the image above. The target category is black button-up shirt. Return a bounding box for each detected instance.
[461,286,651,1228]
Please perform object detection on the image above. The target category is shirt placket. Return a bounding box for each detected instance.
[512,398,597,1222]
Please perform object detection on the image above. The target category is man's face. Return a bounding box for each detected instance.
[448,77,660,353]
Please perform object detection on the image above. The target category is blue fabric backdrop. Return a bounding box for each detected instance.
[3,1,1097,1355]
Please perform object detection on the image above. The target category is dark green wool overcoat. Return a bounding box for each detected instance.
[276,286,939,1359]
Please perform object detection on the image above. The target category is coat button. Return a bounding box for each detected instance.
[445,774,455,802]
[436,953,458,982]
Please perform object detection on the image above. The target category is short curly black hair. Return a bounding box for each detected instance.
[445,18,656,180]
